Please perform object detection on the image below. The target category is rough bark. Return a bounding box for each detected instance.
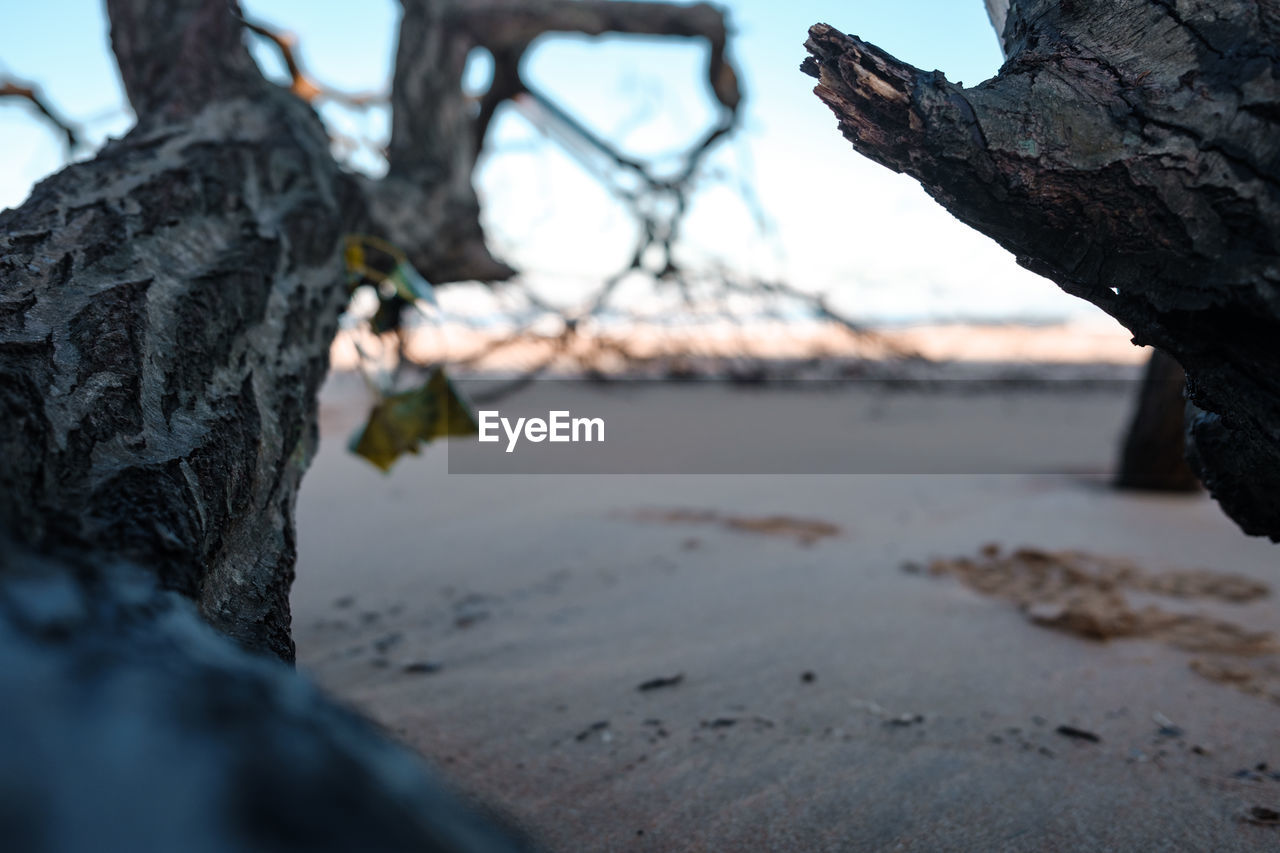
[0,0,352,661]
[983,4,1199,494]
[1114,349,1200,491]
[802,0,1280,539]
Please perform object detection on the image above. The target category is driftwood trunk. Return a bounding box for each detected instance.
[0,0,733,660]
[0,2,534,847]
[990,4,1198,493]
[803,0,1280,538]
[0,2,733,848]
[0,0,351,662]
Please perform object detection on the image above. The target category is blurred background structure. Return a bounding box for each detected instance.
[4,1,1194,488]
[1,1,1138,371]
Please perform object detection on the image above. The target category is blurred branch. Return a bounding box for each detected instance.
[457,0,740,148]
[242,18,386,108]
[338,0,914,397]
[459,1,730,48]
[0,79,80,151]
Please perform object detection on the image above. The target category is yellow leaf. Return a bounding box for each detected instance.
[349,369,477,472]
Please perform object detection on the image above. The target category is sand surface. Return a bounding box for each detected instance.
[294,372,1280,851]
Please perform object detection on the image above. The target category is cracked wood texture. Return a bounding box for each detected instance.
[0,0,351,661]
[803,0,1280,539]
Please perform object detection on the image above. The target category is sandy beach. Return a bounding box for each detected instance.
[4,0,1275,848]
[293,362,1280,851]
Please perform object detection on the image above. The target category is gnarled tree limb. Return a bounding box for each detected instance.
[802,1,1280,538]
[357,0,515,285]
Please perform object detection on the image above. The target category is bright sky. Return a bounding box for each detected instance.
[0,1,1117,326]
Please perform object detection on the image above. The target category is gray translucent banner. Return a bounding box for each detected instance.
[443,378,1169,475]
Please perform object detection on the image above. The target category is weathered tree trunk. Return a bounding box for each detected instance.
[1,0,735,662]
[0,0,352,661]
[0,2,733,848]
[1114,349,1200,491]
[802,0,1280,538]
[982,4,1199,494]
[0,2,532,846]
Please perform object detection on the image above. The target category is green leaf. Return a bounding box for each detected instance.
[348,369,478,472]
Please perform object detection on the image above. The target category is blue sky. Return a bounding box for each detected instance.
[0,1,1116,326]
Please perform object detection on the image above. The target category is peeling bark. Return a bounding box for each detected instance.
[803,0,1280,538]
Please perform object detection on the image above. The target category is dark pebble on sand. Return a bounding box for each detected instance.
[403,661,443,675]
[1245,806,1280,826]
[575,721,610,742]
[702,718,737,729]
[373,632,402,653]
[1056,725,1101,743]
[637,674,685,691]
